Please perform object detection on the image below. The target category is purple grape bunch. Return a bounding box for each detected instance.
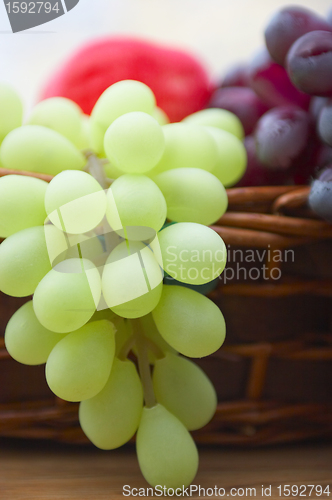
[208,5,332,188]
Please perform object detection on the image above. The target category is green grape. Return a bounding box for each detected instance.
[45,170,106,234]
[0,125,86,175]
[33,258,101,333]
[152,285,226,358]
[0,175,48,238]
[149,123,218,175]
[158,222,227,285]
[5,301,65,366]
[77,115,93,151]
[79,358,143,449]
[106,175,167,240]
[102,241,163,319]
[65,233,104,265]
[89,308,117,324]
[28,97,83,148]
[183,108,244,140]
[140,313,176,359]
[132,313,175,364]
[44,223,76,267]
[0,226,52,297]
[136,404,198,488]
[153,353,217,430]
[103,161,123,181]
[46,319,115,402]
[153,107,170,126]
[206,126,247,187]
[0,83,23,143]
[44,225,104,268]
[153,168,228,225]
[104,112,165,174]
[90,80,156,154]
[89,124,105,158]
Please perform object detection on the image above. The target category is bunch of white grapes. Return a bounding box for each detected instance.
[0,80,247,489]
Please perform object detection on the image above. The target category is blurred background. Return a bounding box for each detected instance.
[0,0,331,110]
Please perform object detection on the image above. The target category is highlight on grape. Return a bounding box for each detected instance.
[0,78,243,489]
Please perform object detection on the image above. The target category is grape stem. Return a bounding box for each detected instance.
[118,335,135,361]
[85,151,109,190]
[145,337,164,360]
[117,324,164,362]
[131,318,157,408]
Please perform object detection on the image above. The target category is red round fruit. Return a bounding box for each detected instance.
[40,37,212,123]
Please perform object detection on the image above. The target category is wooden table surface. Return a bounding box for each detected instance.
[0,440,331,499]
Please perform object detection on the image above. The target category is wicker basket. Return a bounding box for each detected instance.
[0,170,331,446]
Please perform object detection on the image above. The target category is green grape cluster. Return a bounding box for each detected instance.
[0,80,247,489]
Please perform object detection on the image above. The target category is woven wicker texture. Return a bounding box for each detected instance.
[0,168,331,446]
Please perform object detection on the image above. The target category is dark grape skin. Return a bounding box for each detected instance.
[291,135,322,185]
[238,134,318,186]
[248,49,310,110]
[208,87,269,135]
[319,167,332,182]
[309,166,332,223]
[236,136,288,187]
[219,63,250,88]
[309,96,329,121]
[287,31,332,97]
[315,143,332,168]
[255,106,311,169]
[318,100,332,147]
[264,6,332,66]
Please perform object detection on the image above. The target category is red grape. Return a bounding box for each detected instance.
[291,136,322,185]
[309,96,329,120]
[255,106,311,169]
[309,166,332,222]
[265,6,332,66]
[317,99,332,147]
[220,63,249,88]
[208,86,269,135]
[315,143,332,168]
[287,30,332,97]
[236,136,288,187]
[248,49,310,109]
